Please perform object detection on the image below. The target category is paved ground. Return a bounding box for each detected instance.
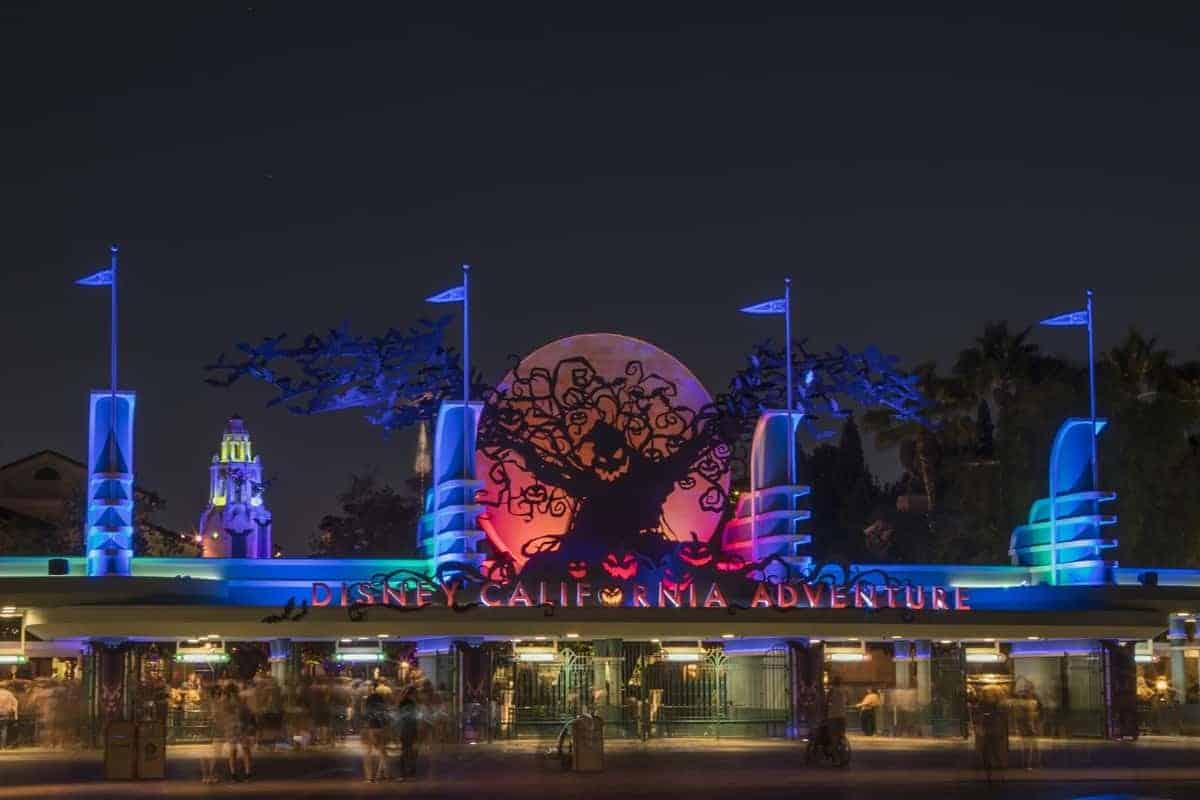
[1,736,1198,798]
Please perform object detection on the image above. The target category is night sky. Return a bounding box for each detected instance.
[3,3,1199,553]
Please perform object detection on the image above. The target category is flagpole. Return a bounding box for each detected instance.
[1087,289,1098,493]
[462,263,470,483]
[784,277,794,488]
[109,244,119,470]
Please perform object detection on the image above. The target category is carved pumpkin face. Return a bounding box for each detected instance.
[567,560,588,579]
[678,538,712,567]
[714,554,746,573]
[578,423,632,483]
[602,552,639,581]
[597,585,624,607]
[661,564,693,592]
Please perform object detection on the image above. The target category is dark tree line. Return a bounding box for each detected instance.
[810,324,1200,568]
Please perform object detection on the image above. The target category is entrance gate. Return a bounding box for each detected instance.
[495,647,595,739]
[494,643,790,740]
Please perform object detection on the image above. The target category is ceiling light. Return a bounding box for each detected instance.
[565,633,580,639]
[721,633,735,639]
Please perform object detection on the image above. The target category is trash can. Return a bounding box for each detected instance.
[136,721,166,779]
[104,721,137,780]
[571,714,604,772]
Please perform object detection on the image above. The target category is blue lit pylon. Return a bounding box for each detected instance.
[86,391,136,576]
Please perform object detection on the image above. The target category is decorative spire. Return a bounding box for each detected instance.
[414,420,432,478]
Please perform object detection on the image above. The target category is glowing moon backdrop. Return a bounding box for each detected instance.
[476,333,729,570]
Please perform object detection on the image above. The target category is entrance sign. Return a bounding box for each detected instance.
[311,577,971,612]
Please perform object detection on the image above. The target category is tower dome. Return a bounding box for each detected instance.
[199,414,273,558]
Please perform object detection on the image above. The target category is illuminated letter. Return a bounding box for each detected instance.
[658,584,682,608]
[312,582,332,607]
[441,580,460,608]
[416,586,434,608]
[354,582,376,605]
[480,582,503,607]
[904,586,925,610]
[508,581,533,607]
[882,585,899,609]
[853,584,875,609]
[340,582,350,607]
[688,583,697,608]
[954,587,971,611]
[932,586,948,611]
[576,582,592,607]
[777,583,799,608]
[383,583,406,607]
[537,581,551,606]
[633,584,650,608]
[560,582,569,607]
[750,583,774,609]
[802,582,824,608]
[703,583,728,609]
[831,586,848,609]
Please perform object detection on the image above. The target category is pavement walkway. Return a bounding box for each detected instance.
[1,736,1198,798]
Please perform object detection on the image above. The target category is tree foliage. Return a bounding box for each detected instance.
[205,318,464,432]
[858,323,1200,568]
[310,471,422,557]
[0,486,196,557]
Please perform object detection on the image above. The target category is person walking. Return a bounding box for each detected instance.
[233,686,256,781]
[397,684,420,781]
[361,682,391,783]
[0,684,17,750]
[825,676,849,747]
[1014,684,1042,770]
[200,685,223,783]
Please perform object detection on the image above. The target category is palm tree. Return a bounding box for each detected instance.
[1107,328,1172,405]
[860,363,970,514]
[952,321,1038,425]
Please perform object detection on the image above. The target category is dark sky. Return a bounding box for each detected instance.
[2,3,1199,553]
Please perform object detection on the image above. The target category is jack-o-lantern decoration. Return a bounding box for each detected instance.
[597,585,624,607]
[677,537,712,568]
[661,564,693,593]
[714,554,746,573]
[567,560,588,579]
[602,552,639,581]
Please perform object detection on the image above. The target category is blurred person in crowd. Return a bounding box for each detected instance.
[396,682,420,780]
[361,681,391,783]
[0,683,17,749]
[1012,683,1042,770]
[312,681,333,746]
[285,681,312,749]
[825,675,849,747]
[201,685,223,783]
[232,684,256,781]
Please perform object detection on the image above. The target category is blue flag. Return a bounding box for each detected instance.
[740,297,787,315]
[75,268,113,287]
[1040,309,1088,327]
[425,285,466,303]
